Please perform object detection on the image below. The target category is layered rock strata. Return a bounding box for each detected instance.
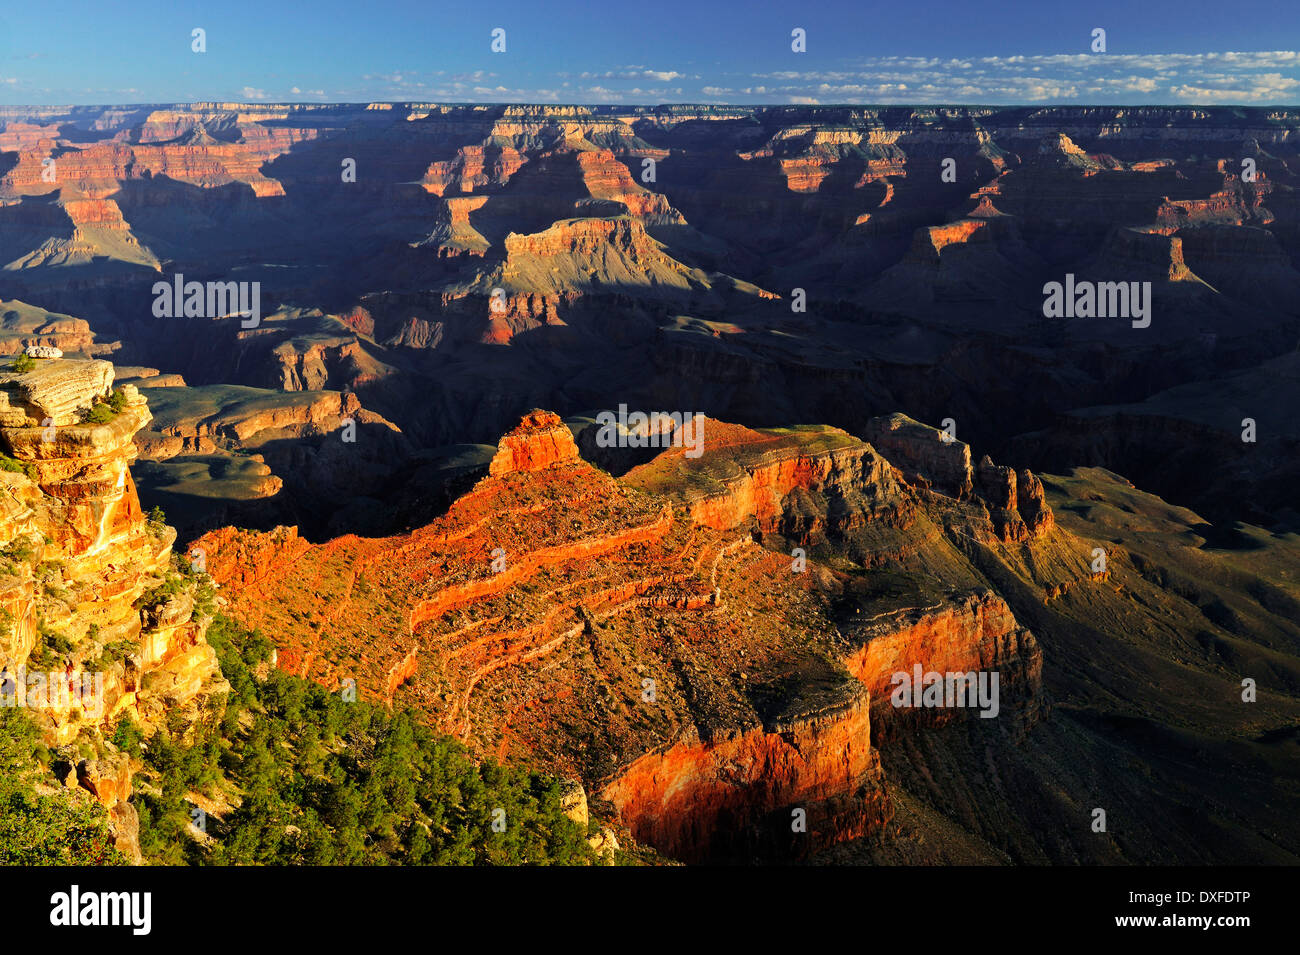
[0,358,225,859]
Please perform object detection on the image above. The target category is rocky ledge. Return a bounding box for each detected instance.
[0,357,115,427]
[0,357,226,860]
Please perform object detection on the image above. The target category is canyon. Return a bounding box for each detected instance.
[191,408,1300,863]
[1,104,1297,537]
[1,102,1298,864]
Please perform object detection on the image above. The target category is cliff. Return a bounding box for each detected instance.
[0,357,226,860]
[488,409,581,475]
[622,418,912,548]
[191,409,1071,861]
[601,689,889,862]
[194,409,903,861]
[864,413,1053,543]
[842,591,1043,739]
[0,300,118,358]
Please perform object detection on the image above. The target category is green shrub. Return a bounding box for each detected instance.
[109,715,145,760]
[137,574,187,612]
[0,454,38,483]
[0,710,127,865]
[0,538,35,564]
[88,639,136,673]
[29,624,73,669]
[10,353,35,373]
[82,402,116,425]
[133,614,595,866]
[146,506,167,536]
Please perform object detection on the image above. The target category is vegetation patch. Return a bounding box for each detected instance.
[133,614,595,865]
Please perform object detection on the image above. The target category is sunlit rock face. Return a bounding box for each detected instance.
[0,357,114,426]
[0,358,225,860]
[193,409,1061,862]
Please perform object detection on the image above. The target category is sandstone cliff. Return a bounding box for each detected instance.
[191,409,1072,861]
[194,409,902,861]
[0,357,226,860]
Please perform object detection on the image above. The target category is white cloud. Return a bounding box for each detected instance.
[731,50,1300,104]
[212,48,1300,106]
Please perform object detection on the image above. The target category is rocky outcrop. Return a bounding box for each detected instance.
[138,385,386,450]
[504,215,666,259]
[195,410,905,861]
[860,414,1054,543]
[0,123,310,196]
[416,196,491,257]
[1089,227,1206,284]
[1037,132,1102,171]
[1016,468,1055,539]
[0,357,114,425]
[191,409,1070,862]
[975,455,1054,542]
[186,525,310,595]
[0,301,109,357]
[488,409,580,475]
[601,690,889,863]
[574,149,683,222]
[0,359,226,858]
[623,419,912,548]
[842,591,1043,740]
[423,145,528,196]
[865,413,973,499]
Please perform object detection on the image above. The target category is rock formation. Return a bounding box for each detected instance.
[0,358,225,859]
[2,101,1298,864]
[193,409,1071,861]
[864,413,974,499]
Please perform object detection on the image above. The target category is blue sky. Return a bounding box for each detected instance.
[1,0,1297,105]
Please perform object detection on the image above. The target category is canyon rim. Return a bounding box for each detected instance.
[0,0,1296,942]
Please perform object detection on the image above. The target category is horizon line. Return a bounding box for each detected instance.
[3,101,1300,110]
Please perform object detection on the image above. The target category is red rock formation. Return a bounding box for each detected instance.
[976,454,1045,542]
[575,149,682,220]
[865,413,973,499]
[190,525,311,595]
[423,145,527,196]
[339,306,375,337]
[1152,170,1272,232]
[1017,468,1055,538]
[624,419,911,547]
[195,410,899,860]
[504,216,658,258]
[601,692,889,862]
[923,218,995,255]
[0,125,310,197]
[61,196,131,231]
[842,591,1043,739]
[488,410,580,475]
